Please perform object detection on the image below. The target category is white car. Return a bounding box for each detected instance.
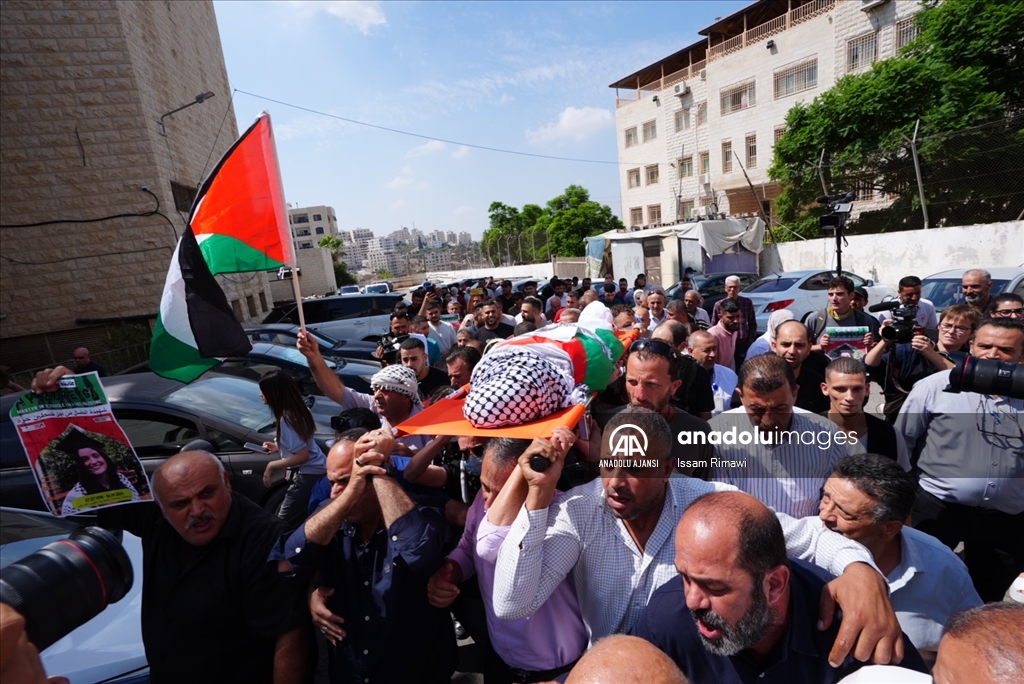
[742,270,898,332]
[920,267,1024,313]
[1,508,147,683]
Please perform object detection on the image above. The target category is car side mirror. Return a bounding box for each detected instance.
[865,279,874,286]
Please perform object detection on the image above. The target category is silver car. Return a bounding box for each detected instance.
[742,270,897,332]
[920,267,1024,313]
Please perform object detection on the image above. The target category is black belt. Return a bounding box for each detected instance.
[508,658,579,683]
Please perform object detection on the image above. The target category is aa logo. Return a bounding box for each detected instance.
[608,424,648,458]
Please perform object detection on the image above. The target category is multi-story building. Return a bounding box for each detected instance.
[611,0,920,228]
[288,205,338,250]
[366,236,395,253]
[366,249,403,277]
[457,231,473,246]
[445,230,457,245]
[0,0,272,374]
[389,226,411,244]
[423,250,451,272]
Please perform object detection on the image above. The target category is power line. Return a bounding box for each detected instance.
[233,88,636,166]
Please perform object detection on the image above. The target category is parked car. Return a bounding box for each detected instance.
[665,273,759,315]
[1,507,148,682]
[262,293,405,343]
[0,372,338,515]
[741,270,898,332]
[338,285,361,294]
[215,342,380,396]
[920,267,1024,313]
[244,324,379,361]
[364,282,391,294]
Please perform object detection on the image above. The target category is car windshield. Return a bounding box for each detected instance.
[340,286,360,294]
[161,375,275,432]
[921,278,1010,310]
[365,284,388,293]
[1,509,81,568]
[260,344,339,369]
[745,277,799,293]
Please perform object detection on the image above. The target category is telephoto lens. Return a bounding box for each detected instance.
[946,352,1024,400]
[0,526,133,651]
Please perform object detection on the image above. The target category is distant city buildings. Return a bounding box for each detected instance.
[287,205,338,250]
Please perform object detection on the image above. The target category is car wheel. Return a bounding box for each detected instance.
[262,483,287,515]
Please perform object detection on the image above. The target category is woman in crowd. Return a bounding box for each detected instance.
[260,370,328,529]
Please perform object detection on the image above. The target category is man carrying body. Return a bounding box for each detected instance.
[773,320,831,414]
[687,330,737,416]
[72,347,106,377]
[26,367,311,684]
[444,345,480,388]
[272,430,456,683]
[632,491,927,682]
[820,454,981,665]
[514,296,547,327]
[875,276,938,329]
[709,355,849,518]
[475,301,515,343]
[896,317,1024,601]
[650,320,715,421]
[820,358,909,467]
[711,276,758,366]
[708,299,741,371]
[960,268,994,314]
[493,406,906,661]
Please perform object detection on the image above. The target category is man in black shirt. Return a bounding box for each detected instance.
[474,300,514,343]
[496,280,518,315]
[399,337,449,400]
[773,320,830,415]
[73,346,107,376]
[100,451,308,684]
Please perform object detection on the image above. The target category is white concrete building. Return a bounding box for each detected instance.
[367,249,403,276]
[457,231,473,246]
[423,250,452,271]
[288,205,338,251]
[611,0,920,228]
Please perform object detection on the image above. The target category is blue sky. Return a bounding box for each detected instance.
[213,1,745,239]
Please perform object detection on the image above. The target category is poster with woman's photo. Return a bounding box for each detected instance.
[9,372,152,516]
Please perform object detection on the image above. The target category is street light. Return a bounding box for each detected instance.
[158,91,215,136]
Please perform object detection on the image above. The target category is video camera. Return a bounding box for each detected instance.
[818,191,855,232]
[869,299,920,344]
[945,352,1024,400]
[377,332,409,366]
[0,526,133,651]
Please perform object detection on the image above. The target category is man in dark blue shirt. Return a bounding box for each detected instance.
[632,491,927,684]
[272,433,457,683]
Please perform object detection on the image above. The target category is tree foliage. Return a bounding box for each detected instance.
[481,185,623,264]
[769,0,1024,237]
[319,235,356,285]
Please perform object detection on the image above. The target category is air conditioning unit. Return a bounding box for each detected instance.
[690,208,702,219]
[700,205,716,217]
[700,69,707,80]
[674,83,690,96]
[698,174,710,185]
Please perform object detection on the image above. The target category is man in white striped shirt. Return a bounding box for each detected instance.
[709,354,849,517]
[493,407,906,666]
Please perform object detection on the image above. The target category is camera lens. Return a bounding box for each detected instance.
[948,353,1024,400]
[0,526,133,651]
[880,322,915,344]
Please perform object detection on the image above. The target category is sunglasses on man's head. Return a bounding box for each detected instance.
[629,338,679,360]
[390,312,409,320]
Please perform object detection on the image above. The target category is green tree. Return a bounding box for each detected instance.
[769,0,1024,237]
[319,235,356,285]
[545,185,624,258]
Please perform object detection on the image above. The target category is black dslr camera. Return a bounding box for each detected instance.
[870,300,920,344]
[945,352,1024,400]
[377,332,408,366]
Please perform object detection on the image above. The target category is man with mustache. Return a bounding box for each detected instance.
[34,371,311,684]
[631,490,927,682]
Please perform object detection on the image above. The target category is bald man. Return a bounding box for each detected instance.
[632,491,927,683]
[72,346,106,376]
[565,634,688,684]
[932,603,1024,684]
[104,451,308,683]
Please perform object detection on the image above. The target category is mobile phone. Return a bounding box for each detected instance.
[244,442,270,454]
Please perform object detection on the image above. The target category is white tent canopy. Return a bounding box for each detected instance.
[594,217,764,255]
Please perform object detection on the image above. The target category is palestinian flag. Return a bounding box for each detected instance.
[150,112,294,383]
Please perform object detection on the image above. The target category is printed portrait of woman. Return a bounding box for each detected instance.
[56,427,141,516]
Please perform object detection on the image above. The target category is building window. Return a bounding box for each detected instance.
[246,295,257,318]
[628,168,641,188]
[722,141,733,173]
[745,134,757,169]
[645,165,660,185]
[315,226,324,234]
[697,102,708,126]
[853,179,875,201]
[231,299,243,322]
[774,126,787,144]
[675,108,690,131]
[630,207,643,226]
[678,199,695,220]
[699,152,710,175]
[170,181,197,213]
[642,120,657,142]
[680,156,694,177]
[293,214,309,224]
[312,213,322,221]
[259,291,268,312]
[625,127,638,148]
[847,33,877,73]
[895,17,918,50]
[720,80,756,115]
[648,204,662,224]
[300,242,313,249]
[774,59,817,99]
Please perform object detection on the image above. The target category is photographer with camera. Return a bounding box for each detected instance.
[865,303,980,421]
[875,276,939,329]
[895,317,1024,602]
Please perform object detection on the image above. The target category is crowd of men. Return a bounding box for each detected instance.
[19,267,1023,684]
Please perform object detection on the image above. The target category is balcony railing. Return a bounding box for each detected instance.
[708,0,834,62]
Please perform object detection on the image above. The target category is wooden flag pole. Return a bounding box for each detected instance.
[263,111,306,331]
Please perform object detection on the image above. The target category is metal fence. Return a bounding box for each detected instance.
[8,342,150,389]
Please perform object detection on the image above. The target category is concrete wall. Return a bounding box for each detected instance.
[0,0,272,371]
[428,262,554,283]
[268,248,337,303]
[760,222,1024,287]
